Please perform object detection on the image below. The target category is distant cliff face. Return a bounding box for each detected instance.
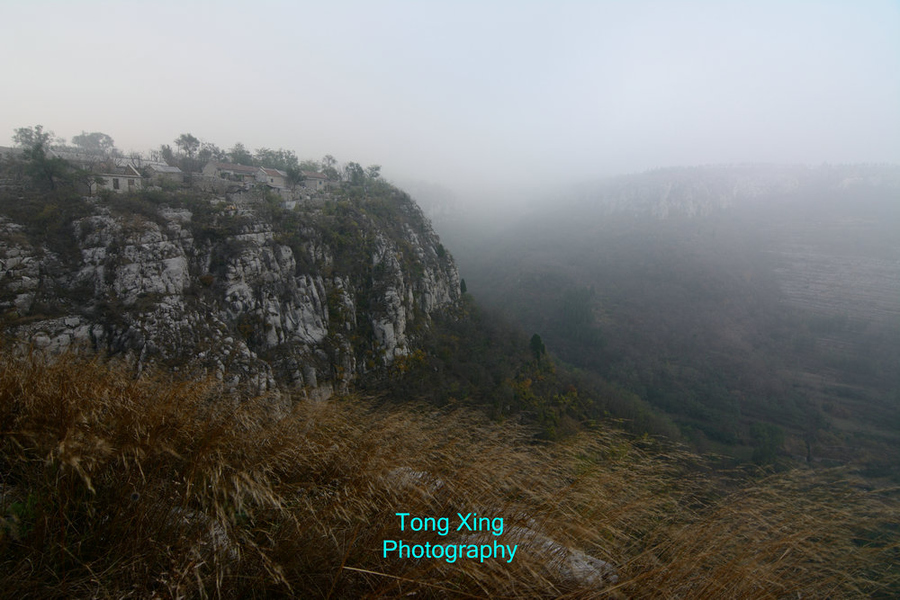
[0,187,459,396]
[570,164,900,219]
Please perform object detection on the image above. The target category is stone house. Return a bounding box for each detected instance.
[302,170,328,192]
[146,163,184,185]
[258,167,288,189]
[202,161,260,183]
[90,163,143,194]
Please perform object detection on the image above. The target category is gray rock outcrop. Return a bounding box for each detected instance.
[0,189,459,396]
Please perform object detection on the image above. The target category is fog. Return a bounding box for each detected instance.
[2,1,898,205]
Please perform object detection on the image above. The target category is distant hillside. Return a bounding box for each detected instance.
[447,164,900,472]
[568,163,900,219]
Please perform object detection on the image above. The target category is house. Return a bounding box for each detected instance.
[257,167,287,189]
[90,163,143,194]
[302,170,328,192]
[146,163,184,185]
[29,150,142,195]
[202,161,260,183]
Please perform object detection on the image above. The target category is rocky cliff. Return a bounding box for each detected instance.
[570,163,900,219]
[0,185,460,397]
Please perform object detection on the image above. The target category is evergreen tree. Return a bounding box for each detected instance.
[530,334,546,361]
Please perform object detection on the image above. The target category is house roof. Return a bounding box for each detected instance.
[209,161,259,175]
[95,164,141,177]
[261,167,287,177]
[50,150,101,162]
[80,163,141,177]
[113,157,142,168]
[302,170,327,179]
[148,164,183,174]
[47,150,141,174]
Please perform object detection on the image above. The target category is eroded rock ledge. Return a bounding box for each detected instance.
[0,189,460,396]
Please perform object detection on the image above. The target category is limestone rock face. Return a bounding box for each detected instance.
[572,164,900,219]
[0,190,459,396]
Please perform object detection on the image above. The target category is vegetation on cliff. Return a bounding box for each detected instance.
[0,144,458,393]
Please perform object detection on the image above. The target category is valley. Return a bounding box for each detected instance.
[439,165,900,472]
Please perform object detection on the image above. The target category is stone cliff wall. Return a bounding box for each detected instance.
[0,188,460,397]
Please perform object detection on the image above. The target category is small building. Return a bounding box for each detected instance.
[146,163,184,185]
[257,167,287,189]
[302,170,328,192]
[35,150,143,195]
[90,163,143,194]
[202,161,260,183]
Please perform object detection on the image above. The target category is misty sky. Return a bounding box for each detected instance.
[2,1,898,196]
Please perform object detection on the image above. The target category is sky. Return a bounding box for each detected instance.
[2,0,898,201]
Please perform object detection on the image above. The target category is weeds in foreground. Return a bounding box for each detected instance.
[0,350,897,598]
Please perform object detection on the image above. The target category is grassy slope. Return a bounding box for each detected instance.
[1,350,898,598]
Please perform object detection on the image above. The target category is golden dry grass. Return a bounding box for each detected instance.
[0,349,897,598]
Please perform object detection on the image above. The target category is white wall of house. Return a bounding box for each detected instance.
[91,173,142,194]
[302,172,327,191]
[257,168,287,189]
[148,165,184,184]
[203,162,259,181]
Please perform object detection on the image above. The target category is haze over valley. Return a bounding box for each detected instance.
[438,163,900,470]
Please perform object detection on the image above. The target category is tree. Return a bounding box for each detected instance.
[460,278,467,294]
[22,144,74,191]
[366,164,382,180]
[321,155,340,181]
[10,125,73,190]
[344,162,365,185]
[255,147,299,171]
[174,133,200,175]
[322,165,340,181]
[175,133,200,158]
[71,131,116,155]
[228,142,254,166]
[530,334,546,361]
[198,141,225,163]
[12,125,54,149]
[285,165,305,190]
[159,144,175,165]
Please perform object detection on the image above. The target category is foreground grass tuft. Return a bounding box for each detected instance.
[0,350,897,598]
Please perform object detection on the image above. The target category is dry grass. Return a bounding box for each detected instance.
[0,349,897,598]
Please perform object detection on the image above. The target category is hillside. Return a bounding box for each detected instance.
[444,164,900,472]
[0,155,458,397]
[3,148,900,597]
[0,146,689,441]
